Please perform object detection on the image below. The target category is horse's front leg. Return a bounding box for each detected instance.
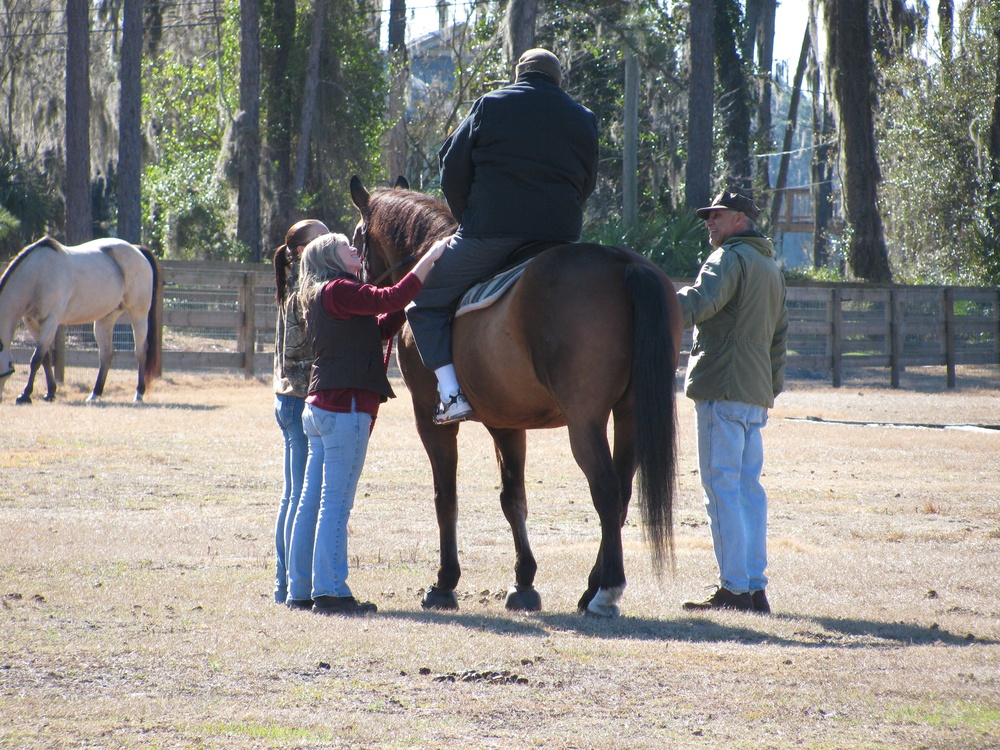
[16,346,46,404]
[568,421,626,617]
[487,426,541,612]
[415,416,462,610]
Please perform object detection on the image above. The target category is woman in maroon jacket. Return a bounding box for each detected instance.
[285,233,444,615]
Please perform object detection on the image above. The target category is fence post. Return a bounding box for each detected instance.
[241,271,257,378]
[889,288,901,389]
[944,287,956,389]
[831,287,842,388]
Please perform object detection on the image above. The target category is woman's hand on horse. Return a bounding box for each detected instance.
[413,236,452,281]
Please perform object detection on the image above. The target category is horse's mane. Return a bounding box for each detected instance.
[0,236,63,298]
[368,188,457,256]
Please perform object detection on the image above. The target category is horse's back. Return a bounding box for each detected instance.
[453,243,677,428]
[21,239,153,326]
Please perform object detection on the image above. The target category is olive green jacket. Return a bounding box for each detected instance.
[677,231,788,408]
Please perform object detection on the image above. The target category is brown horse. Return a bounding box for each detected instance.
[350,175,683,616]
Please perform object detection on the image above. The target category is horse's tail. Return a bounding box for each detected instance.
[625,263,677,571]
[138,245,162,381]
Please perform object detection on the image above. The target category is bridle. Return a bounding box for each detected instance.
[357,221,418,286]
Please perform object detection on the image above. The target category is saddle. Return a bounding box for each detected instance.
[454,240,559,318]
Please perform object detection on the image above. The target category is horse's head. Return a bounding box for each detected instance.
[350,175,410,287]
[350,174,457,287]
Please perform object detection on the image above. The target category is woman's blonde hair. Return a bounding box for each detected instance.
[298,233,354,322]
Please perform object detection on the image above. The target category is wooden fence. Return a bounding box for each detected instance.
[9,261,1000,389]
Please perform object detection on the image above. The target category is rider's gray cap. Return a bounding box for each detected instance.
[515,48,562,87]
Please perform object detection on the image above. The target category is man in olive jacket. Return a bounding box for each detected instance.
[678,190,788,615]
[406,48,600,425]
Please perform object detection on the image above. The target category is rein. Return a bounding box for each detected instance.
[357,221,418,286]
[368,254,418,286]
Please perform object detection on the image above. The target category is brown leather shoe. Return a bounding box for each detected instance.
[682,587,753,612]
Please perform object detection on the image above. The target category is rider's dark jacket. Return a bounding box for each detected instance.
[438,72,599,242]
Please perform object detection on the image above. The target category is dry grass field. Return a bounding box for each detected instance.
[1,365,999,749]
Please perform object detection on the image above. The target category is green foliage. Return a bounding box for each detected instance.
[782,265,848,284]
[301,0,387,232]
[0,134,59,257]
[876,7,1000,286]
[583,208,708,278]
[141,6,241,259]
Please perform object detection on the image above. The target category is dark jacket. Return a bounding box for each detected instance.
[439,72,599,241]
[306,293,395,401]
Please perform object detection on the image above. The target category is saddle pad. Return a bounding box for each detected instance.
[455,258,532,317]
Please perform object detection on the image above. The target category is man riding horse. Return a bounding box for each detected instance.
[405,48,600,424]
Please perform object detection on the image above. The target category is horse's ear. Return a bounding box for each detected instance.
[394,175,409,190]
[350,175,370,212]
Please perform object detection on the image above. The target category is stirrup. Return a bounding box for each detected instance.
[434,390,473,425]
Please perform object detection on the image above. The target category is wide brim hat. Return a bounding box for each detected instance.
[696,190,761,222]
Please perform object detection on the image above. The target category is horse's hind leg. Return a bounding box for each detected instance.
[40,351,57,401]
[88,315,119,402]
[487,427,541,611]
[568,420,627,617]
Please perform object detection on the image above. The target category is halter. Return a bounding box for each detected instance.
[357,221,418,286]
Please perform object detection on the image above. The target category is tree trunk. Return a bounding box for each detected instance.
[769,21,810,230]
[685,0,714,210]
[986,19,1000,243]
[939,0,953,62]
[754,0,776,205]
[505,0,538,76]
[265,0,297,248]
[65,0,92,244]
[825,0,892,281]
[386,0,408,183]
[623,48,638,232]
[238,0,262,262]
[810,0,835,270]
[714,0,752,195]
[293,0,325,194]
[117,0,143,244]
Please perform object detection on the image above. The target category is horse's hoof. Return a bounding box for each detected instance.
[505,585,541,612]
[422,585,459,610]
[43,395,56,402]
[15,395,31,405]
[85,395,99,403]
[584,586,624,618]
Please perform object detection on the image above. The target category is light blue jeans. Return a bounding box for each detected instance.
[286,403,372,601]
[694,399,770,594]
[273,394,307,603]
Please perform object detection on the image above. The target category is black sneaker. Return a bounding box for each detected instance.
[751,589,770,614]
[286,598,314,611]
[682,587,754,612]
[312,595,378,616]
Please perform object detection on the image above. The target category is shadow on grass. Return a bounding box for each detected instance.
[62,401,221,411]
[378,608,998,648]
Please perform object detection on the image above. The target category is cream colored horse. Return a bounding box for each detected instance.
[0,237,161,403]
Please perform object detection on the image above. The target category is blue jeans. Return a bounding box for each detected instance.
[286,403,372,601]
[694,399,769,594]
[273,394,308,603]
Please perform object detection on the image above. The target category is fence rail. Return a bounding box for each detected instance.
[9,261,1000,389]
